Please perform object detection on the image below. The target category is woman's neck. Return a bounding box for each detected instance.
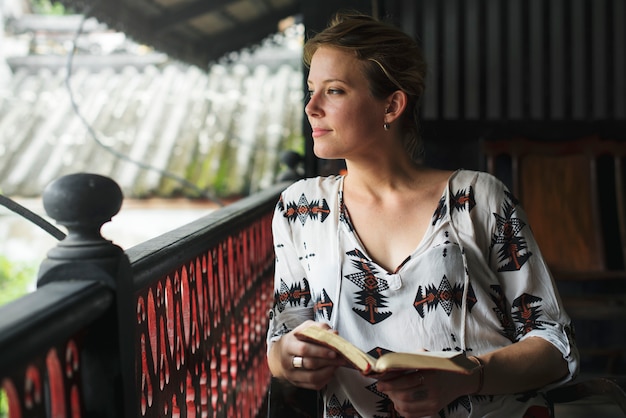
[343,158,425,197]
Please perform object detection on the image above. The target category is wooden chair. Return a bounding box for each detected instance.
[482,136,626,375]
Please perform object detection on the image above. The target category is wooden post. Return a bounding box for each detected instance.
[37,173,136,418]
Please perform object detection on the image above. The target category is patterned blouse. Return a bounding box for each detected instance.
[267,170,578,417]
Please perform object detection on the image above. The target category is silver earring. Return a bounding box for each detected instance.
[384,122,390,131]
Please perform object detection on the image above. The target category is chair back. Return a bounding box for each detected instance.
[483,136,626,275]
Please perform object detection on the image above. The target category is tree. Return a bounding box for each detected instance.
[0,255,36,306]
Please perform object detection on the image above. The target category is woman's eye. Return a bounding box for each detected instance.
[327,88,343,95]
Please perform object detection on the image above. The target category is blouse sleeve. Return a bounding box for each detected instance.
[474,172,579,386]
[266,190,314,350]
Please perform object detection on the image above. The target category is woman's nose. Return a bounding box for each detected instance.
[305,93,321,117]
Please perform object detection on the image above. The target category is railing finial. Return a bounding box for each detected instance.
[37,173,125,288]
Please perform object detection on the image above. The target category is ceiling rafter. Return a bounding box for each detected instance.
[150,0,234,32]
[196,3,301,61]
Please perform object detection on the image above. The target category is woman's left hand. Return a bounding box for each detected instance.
[375,369,477,418]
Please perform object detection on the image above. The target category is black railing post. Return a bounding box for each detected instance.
[37,173,136,418]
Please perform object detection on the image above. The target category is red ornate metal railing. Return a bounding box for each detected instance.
[2,337,83,417]
[0,173,288,418]
[133,215,275,418]
[0,279,118,418]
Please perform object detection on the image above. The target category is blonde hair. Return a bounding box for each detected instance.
[304,12,427,163]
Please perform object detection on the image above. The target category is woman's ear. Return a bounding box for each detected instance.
[384,90,408,123]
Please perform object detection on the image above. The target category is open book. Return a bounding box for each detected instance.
[296,326,479,377]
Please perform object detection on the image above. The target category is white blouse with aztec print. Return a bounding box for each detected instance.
[267,169,578,418]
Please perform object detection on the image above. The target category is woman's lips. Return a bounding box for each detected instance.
[312,128,331,138]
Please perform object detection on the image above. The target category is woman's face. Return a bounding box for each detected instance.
[305,46,388,160]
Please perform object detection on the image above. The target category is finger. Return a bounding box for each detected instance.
[289,366,337,391]
[292,355,305,369]
[291,354,344,371]
[291,323,339,360]
[296,341,340,361]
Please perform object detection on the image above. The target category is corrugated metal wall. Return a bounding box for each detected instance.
[396,0,626,122]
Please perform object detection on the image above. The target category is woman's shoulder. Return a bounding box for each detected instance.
[276,176,341,229]
[448,169,509,193]
[281,175,343,198]
[447,169,515,215]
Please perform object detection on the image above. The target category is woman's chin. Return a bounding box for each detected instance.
[313,145,341,160]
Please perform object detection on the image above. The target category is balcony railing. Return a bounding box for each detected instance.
[0,173,289,418]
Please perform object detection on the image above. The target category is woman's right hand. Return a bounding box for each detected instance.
[268,320,344,390]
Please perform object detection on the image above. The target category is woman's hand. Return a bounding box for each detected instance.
[375,368,479,418]
[268,320,345,390]
[376,337,569,417]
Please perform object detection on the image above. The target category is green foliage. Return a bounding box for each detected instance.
[284,133,305,156]
[30,0,68,15]
[0,389,6,418]
[0,256,36,307]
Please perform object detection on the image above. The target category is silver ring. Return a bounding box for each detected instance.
[292,356,304,369]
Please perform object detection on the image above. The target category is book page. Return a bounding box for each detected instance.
[296,327,478,376]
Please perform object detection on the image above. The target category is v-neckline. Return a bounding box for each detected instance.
[337,170,458,274]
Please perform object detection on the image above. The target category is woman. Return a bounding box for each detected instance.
[266,12,578,418]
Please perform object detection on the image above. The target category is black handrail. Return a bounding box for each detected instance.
[0,281,113,376]
[127,181,289,289]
